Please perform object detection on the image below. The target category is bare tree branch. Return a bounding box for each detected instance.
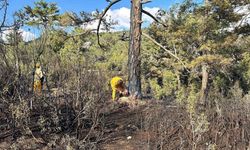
[237,12,250,27]
[142,9,168,28]
[0,0,8,32]
[141,0,151,4]
[97,0,121,49]
[67,12,97,26]
[142,32,188,70]
[0,25,15,30]
[62,29,95,44]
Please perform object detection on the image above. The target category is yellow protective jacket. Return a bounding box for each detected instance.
[33,67,44,94]
[110,76,125,100]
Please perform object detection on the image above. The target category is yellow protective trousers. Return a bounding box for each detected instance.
[33,80,42,95]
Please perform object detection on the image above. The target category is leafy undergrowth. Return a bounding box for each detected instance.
[1,99,250,150]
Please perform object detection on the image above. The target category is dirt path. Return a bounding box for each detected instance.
[98,100,179,150]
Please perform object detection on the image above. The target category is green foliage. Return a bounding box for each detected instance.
[22,0,60,27]
[186,84,199,115]
[47,29,67,53]
[228,81,244,101]
[148,0,250,101]
[89,32,129,73]
[240,51,250,88]
[149,70,177,99]
[176,86,188,105]
[59,11,97,27]
[213,73,230,92]
[189,54,232,68]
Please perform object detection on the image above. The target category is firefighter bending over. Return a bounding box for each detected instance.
[33,63,44,95]
[110,76,128,101]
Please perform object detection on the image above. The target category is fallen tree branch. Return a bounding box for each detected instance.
[97,0,121,49]
[142,32,188,70]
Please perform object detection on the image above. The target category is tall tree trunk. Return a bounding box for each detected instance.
[200,65,209,104]
[128,0,142,98]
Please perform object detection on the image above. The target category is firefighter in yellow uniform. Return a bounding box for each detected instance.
[110,76,128,101]
[33,63,44,95]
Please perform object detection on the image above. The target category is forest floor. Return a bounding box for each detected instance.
[0,97,250,149]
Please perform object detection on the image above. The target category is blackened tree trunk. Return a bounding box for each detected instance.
[128,0,142,98]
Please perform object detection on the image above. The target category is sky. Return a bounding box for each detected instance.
[3,0,205,41]
[7,0,185,14]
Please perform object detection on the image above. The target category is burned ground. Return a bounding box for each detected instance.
[1,96,250,150]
